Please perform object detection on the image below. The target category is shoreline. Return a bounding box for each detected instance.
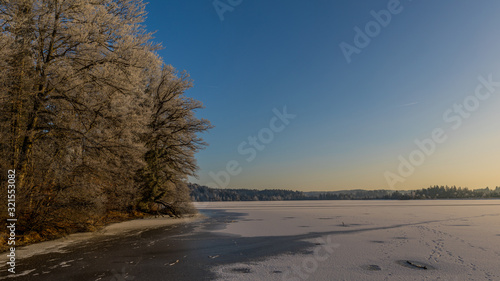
[0,213,204,264]
[0,209,234,280]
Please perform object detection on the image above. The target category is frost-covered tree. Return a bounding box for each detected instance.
[0,0,210,236]
[137,65,212,213]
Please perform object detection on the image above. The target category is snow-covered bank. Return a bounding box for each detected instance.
[195,200,500,280]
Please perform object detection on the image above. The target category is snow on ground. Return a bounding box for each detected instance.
[195,200,500,281]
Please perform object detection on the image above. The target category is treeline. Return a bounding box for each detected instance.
[0,0,210,246]
[316,189,400,200]
[413,186,500,199]
[189,184,500,201]
[189,184,307,201]
[317,186,500,200]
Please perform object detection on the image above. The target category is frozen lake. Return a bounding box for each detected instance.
[2,200,498,281]
[195,200,500,280]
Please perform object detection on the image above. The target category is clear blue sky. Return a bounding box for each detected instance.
[145,0,500,191]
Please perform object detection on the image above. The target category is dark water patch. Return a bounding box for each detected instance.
[231,267,251,273]
[397,260,435,270]
[9,209,323,281]
[197,210,249,232]
[336,223,364,227]
[393,237,408,240]
[283,216,295,220]
[370,240,385,244]
[317,217,334,220]
[299,225,310,228]
[364,264,381,271]
[272,270,282,274]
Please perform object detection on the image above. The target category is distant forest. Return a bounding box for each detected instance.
[189,184,500,201]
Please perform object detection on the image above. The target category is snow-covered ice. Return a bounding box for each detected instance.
[195,200,500,281]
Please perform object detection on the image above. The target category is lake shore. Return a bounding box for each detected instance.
[0,213,203,268]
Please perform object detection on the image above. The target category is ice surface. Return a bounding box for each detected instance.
[195,200,500,280]
[0,214,202,268]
